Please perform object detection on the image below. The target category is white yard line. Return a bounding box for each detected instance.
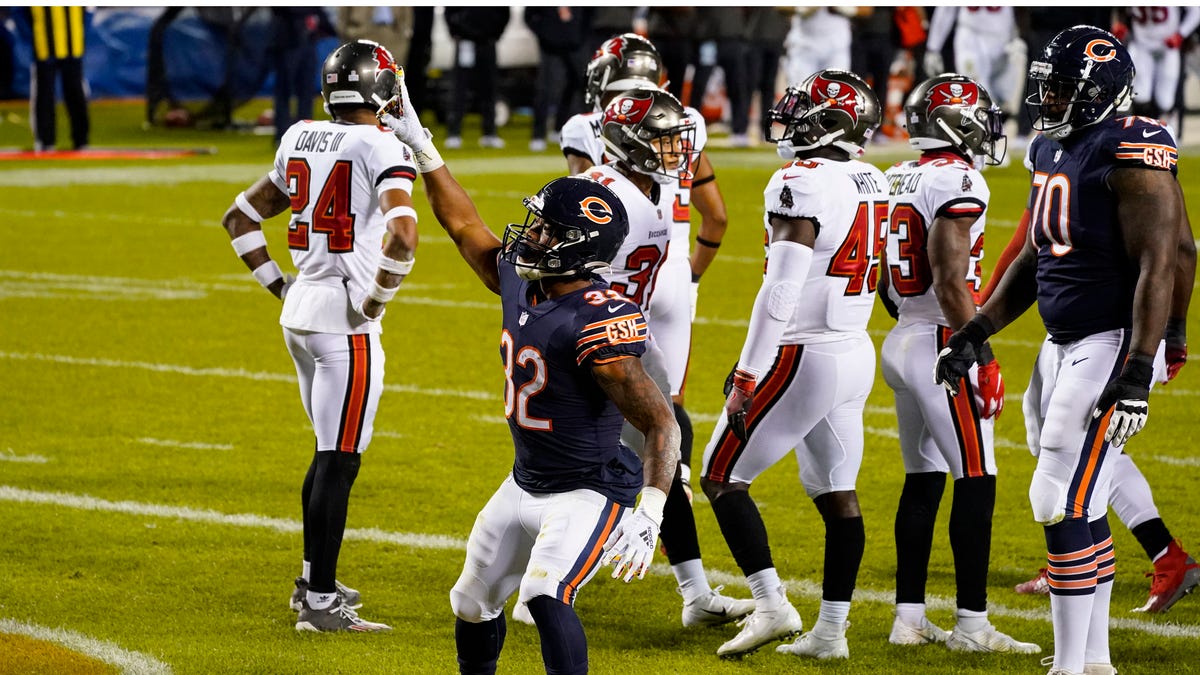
[0,449,48,464]
[137,438,233,451]
[0,351,499,402]
[1,484,1193,640]
[0,618,172,675]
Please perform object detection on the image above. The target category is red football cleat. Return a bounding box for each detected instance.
[1133,540,1200,613]
[1014,567,1050,595]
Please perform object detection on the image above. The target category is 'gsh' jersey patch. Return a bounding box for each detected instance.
[1025,115,1177,342]
[498,261,646,506]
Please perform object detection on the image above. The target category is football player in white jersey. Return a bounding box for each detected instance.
[556,35,752,629]
[1117,6,1200,129]
[562,34,729,487]
[220,40,418,633]
[880,74,1039,655]
[700,70,888,660]
[924,8,1028,118]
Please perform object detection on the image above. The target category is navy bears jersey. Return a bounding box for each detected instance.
[1025,115,1179,342]
[498,260,650,506]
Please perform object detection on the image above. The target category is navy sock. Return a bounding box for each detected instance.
[1130,517,1173,562]
[455,615,506,675]
[822,514,864,602]
[950,475,996,612]
[710,489,773,576]
[660,472,701,565]
[307,452,361,593]
[527,595,588,675]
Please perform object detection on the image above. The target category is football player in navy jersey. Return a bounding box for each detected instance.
[381,77,680,675]
[935,25,1187,675]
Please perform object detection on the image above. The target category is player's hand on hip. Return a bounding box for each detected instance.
[974,344,1005,419]
[601,507,661,582]
[1093,353,1154,447]
[277,273,295,301]
[723,367,757,441]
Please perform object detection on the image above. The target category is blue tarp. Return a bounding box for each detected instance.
[4,7,337,100]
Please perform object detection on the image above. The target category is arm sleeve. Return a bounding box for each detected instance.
[737,240,813,377]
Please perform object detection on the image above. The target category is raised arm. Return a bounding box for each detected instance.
[221,174,293,300]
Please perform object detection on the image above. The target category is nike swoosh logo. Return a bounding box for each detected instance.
[1072,357,1089,366]
[607,304,623,313]
[781,174,803,181]
[698,607,728,617]
[1143,129,1163,138]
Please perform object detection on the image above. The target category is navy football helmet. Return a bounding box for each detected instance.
[585,34,664,112]
[768,69,881,159]
[601,89,696,183]
[905,74,1007,165]
[502,177,629,281]
[1026,25,1134,140]
[320,40,401,118]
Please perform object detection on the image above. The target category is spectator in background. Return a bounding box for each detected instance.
[646,8,697,102]
[405,7,433,117]
[924,7,1029,121]
[336,7,413,66]
[1116,6,1200,132]
[145,8,184,126]
[524,7,589,152]
[444,6,510,149]
[26,6,89,151]
[784,7,862,87]
[689,8,749,145]
[743,7,791,143]
[0,9,17,100]
[878,7,928,141]
[852,8,897,105]
[269,8,334,145]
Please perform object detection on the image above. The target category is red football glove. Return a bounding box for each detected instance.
[1166,343,1187,382]
[1112,22,1129,42]
[724,368,757,441]
[1166,32,1185,49]
[975,343,1004,419]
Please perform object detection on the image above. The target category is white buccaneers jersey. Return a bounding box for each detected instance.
[270,119,416,334]
[577,163,670,313]
[1129,7,1200,48]
[883,155,989,326]
[763,157,889,342]
[560,107,708,260]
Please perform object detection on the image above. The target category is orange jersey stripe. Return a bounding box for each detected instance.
[339,334,370,452]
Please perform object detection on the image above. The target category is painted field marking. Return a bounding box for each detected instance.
[1,485,1193,639]
[0,617,173,675]
[137,438,233,451]
[0,449,48,464]
[1145,454,1200,468]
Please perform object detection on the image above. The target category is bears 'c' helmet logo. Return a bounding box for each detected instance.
[579,196,613,224]
[1083,39,1117,63]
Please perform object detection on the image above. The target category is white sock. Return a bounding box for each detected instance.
[302,561,311,580]
[955,607,988,633]
[1152,546,1169,563]
[746,568,784,608]
[1051,591,1094,673]
[895,602,926,626]
[672,559,711,603]
[307,590,336,610]
[816,599,850,634]
[1085,578,1113,664]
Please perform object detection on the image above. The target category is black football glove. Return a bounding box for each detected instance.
[933,315,996,396]
[1092,352,1154,447]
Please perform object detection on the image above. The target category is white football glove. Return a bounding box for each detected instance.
[377,68,444,173]
[923,50,945,76]
[279,273,295,301]
[601,505,662,582]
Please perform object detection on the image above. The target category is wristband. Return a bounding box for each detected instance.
[235,192,264,223]
[413,141,445,173]
[251,260,283,289]
[368,279,399,304]
[695,236,722,249]
[691,173,716,188]
[961,314,996,347]
[636,486,668,526]
[383,205,418,223]
[1122,352,1156,388]
[1165,317,1187,344]
[231,230,267,256]
[378,256,415,275]
[977,341,996,365]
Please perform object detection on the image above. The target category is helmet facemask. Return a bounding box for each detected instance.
[768,72,880,159]
[502,195,611,281]
[602,92,697,183]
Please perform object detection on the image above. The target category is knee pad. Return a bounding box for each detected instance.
[1029,472,1068,525]
[450,575,491,623]
[518,574,563,606]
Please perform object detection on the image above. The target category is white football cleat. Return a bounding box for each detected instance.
[777,630,849,659]
[716,594,802,659]
[681,585,755,627]
[888,614,949,645]
[946,622,1040,653]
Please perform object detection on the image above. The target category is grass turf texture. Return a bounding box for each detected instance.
[1,98,1198,674]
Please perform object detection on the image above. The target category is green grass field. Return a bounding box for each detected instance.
[1,98,1198,674]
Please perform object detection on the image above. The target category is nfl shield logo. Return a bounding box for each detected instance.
[519,311,529,326]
